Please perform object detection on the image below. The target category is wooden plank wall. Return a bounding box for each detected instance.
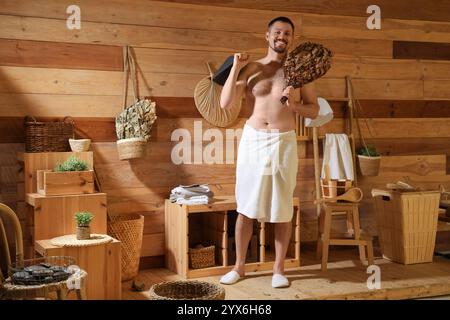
[1,0,450,267]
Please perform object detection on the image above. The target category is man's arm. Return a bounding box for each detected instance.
[220,53,249,109]
[283,82,319,119]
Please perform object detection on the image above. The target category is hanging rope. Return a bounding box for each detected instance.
[346,76,373,156]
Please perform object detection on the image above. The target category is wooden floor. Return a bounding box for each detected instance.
[122,247,450,300]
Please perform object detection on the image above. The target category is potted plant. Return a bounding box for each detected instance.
[75,211,94,240]
[357,145,381,176]
[54,155,89,172]
[36,156,94,195]
[115,46,157,161]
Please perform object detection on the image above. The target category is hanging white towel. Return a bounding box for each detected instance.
[321,134,354,181]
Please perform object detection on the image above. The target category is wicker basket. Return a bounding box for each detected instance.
[107,213,144,281]
[189,245,215,269]
[69,139,91,152]
[357,155,381,176]
[116,138,146,160]
[372,189,440,264]
[149,280,225,300]
[321,179,352,200]
[8,256,76,285]
[24,116,74,152]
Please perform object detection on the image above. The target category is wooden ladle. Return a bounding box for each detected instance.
[315,187,363,204]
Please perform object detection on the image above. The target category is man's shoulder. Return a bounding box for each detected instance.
[239,61,262,77]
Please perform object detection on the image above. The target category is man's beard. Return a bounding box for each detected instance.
[270,40,287,53]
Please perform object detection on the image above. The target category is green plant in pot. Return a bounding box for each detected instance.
[75,211,93,240]
[54,156,88,172]
[357,144,381,176]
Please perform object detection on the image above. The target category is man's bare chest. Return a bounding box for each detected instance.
[247,68,285,98]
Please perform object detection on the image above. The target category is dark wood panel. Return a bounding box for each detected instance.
[305,137,450,173]
[151,98,450,119]
[0,117,117,143]
[394,41,450,61]
[161,0,450,23]
[350,100,450,118]
[3,98,450,143]
[0,38,123,71]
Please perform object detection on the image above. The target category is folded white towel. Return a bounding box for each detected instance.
[170,184,213,198]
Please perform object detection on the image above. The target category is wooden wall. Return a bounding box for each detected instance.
[1,0,450,267]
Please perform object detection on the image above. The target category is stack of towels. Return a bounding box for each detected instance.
[169,184,214,205]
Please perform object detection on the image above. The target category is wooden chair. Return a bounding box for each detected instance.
[316,201,374,271]
[313,76,375,271]
[0,203,87,300]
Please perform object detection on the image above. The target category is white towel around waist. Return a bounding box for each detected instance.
[235,122,298,223]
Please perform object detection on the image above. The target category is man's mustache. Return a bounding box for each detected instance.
[275,40,287,44]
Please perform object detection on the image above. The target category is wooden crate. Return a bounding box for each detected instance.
[35,238,121,300]
[17,152,93,194]
[26,192,107,241]
[36,170,94,196]
[36,169,95,196]
[165,195,300,279]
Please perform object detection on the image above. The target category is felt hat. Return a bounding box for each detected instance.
[194,62,242,128]
[305,97,334,127]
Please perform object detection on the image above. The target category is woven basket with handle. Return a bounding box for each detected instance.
[24,116,74,152]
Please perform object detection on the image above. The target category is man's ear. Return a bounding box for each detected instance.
[265,31,269,41]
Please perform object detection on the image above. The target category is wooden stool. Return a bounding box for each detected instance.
[316,202,374,271]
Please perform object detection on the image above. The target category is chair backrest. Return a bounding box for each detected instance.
[0,204,24,282]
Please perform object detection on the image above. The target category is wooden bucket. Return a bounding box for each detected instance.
[321,179,353,200]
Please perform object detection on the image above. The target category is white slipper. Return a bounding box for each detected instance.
[272,274,289,288]
[220,270,241,285]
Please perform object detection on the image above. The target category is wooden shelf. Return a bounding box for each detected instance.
[165,195,300,279]
[26,192,107,241]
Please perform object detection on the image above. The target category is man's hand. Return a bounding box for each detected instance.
[233,53,250,71]
[282,86,296,111]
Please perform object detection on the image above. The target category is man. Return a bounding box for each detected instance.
[219,16,319,288]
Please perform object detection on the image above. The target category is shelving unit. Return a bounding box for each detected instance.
[15,151,121,300]
[165,195,300,279]
[16,151,94,257]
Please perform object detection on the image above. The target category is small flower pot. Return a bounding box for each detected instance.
[76,226,91,240]
[69,139,91,152]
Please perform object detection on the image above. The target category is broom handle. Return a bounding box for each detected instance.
[313,127,321,216]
